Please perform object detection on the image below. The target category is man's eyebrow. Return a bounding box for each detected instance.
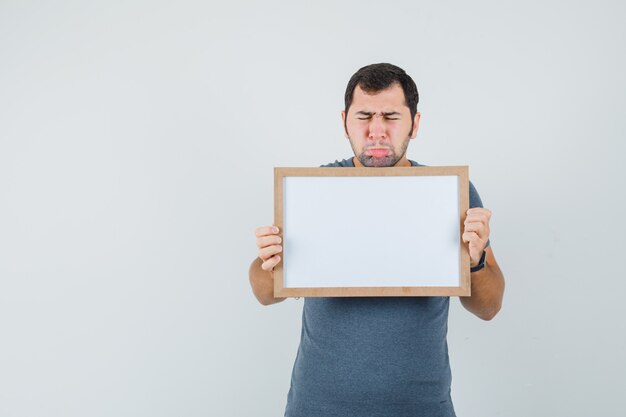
[354,111,401,116]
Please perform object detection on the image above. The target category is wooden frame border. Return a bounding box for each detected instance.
[274,166,470,297]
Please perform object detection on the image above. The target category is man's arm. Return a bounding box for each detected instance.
[249,226,286,306]
[460,208,505,321]
[460,246,505,320]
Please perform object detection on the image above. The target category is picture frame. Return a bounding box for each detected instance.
[273,166,470,297]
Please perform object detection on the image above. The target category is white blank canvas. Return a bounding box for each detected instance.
[282,175,460,288]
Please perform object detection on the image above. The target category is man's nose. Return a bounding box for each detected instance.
[368,116,387,140]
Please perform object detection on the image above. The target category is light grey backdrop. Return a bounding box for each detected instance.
[1,1,624,416]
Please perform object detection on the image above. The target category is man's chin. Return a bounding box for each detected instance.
[358,155,398,167]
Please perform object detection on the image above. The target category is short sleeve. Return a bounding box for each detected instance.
[469,181,484,209]
[320,158,353,168]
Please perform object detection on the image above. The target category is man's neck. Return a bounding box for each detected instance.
[352,156,411,167]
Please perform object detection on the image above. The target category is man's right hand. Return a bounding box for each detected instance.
[255,225,283,272]
[250,225,285,305]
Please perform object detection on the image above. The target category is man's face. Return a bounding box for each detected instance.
[342,83,420,167]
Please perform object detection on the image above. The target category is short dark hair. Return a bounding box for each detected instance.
[344,63,419,128]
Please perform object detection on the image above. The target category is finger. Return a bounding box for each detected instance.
[462,231,487,255]
[463,221,490,240]
[462,231,480,244]
[463,230,484,250]
[465,213,490,225]
[466,208,492,220]
[261,255,281,271]
[467,207,491,216]
[255,225,280,238]
[259,244,283,260]
[257,234,282,249]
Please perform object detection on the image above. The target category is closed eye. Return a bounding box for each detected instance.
[382,112,400,120]
[354,111,401,120]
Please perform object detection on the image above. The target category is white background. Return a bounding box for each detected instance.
[1,1,624,416]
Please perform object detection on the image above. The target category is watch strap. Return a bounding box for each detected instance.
[470,250,487,273]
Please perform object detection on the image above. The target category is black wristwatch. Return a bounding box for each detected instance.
[470,250,487,273]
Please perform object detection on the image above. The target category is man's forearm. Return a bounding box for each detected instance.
[460,249,505,320]
[249,258,286,306]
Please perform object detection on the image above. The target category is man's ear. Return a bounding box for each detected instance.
[410,112,421,139]
[341,110,349,139]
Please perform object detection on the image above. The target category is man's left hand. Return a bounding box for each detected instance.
[462,208,492,267]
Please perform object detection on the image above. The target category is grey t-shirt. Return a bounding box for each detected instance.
[284,158,486,417]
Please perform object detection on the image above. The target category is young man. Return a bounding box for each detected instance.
[249,63,505,417]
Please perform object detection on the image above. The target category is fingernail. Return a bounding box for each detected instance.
[273,226,279,233]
